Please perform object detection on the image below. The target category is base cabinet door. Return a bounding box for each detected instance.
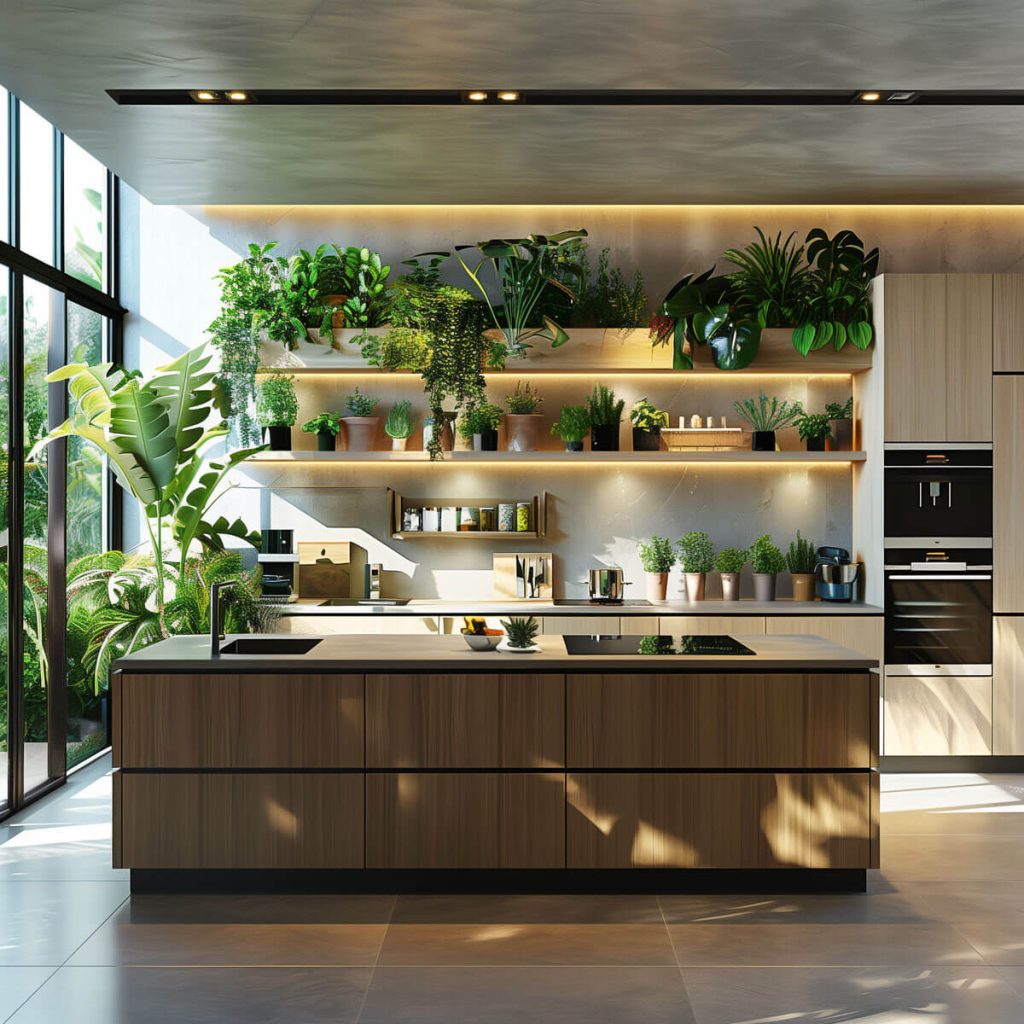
[566,772,872,869]
[658,616,766,636]
[115,772,364,869]
[765,616,883,666]
[366,773,565,869]
[994,377,1024,613]
[994,617,1024,754]
[883,675,993,755]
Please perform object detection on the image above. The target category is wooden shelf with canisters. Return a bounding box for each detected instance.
[110,632,879,893]
[386,488,547,539]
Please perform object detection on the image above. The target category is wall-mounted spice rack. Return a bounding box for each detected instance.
[386,488,548,540]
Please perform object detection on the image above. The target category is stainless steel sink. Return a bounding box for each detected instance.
[318,598,410,607]
[219,637,323,655]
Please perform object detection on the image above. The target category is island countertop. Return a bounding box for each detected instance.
[113,632,878,673]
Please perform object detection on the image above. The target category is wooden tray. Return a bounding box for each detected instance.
[662,427,746,451]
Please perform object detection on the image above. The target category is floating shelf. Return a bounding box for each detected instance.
[248,450,866,464]
[387,488,548,540]
[391,531,541,540]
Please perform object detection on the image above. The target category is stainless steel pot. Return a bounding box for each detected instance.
[816,562,860,584]
[587,567,629,602]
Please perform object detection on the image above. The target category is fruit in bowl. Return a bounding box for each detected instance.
[461,616,504,651]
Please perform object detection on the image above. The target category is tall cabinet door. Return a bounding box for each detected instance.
[945,274,993,442]
[994,376,1024,613]
[993,275,1024,372]
[883,275,947,442]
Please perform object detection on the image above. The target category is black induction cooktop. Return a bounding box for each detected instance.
[562,634,756,656]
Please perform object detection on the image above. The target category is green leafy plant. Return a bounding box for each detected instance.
[344,387,377,418]
[256,373,299,427]
[749,534,786,575]
[505,380,542,414]
[384,400,415,440]
[358,326,431,372]
[796,412,832,442]
[301,413,340,436]
[275,244,349,341]
[333,245,392,328]
[452,230,588,361]
[826,397,854,419]
[733,394,803,433]
[715,546,748,574]
[677,531,715,574]
[548,245,648,327]
[639,535,676,573]
[723,228,811,329]
[786,531,817,574]
[551,405,591,443]
[458,402,504,440]
[630,398,669,432]
[587,384,625,427]
[388,252,448,327]
[500,615,540,649]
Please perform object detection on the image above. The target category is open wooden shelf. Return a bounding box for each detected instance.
[391,531,541,540]
[387,488,548,540]
[249,450,867,464]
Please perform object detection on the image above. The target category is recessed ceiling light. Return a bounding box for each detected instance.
[497,91,521,103]
[857,91,882,102]
[226,90,249,102]
[886,91,918,103]
[193,90,219,102]
[466,91,488,102]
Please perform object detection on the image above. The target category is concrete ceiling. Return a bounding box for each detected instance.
[3,1,1024,204]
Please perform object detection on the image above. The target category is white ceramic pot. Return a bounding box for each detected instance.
[685,572,707,602]
[390,436,409,452]
[645,572,669,603]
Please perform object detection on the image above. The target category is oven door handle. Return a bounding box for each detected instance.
[887,573,992,580]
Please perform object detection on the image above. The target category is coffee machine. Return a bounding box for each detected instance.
[815,546,859,602]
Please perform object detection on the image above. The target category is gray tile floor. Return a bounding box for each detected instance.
[2,759,1024,1022]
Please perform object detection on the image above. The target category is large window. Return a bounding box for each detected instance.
[18,102,54,266]
[0,270,8,811]
[64,139,107,291]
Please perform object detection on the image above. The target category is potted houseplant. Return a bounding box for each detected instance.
[677,531,715,602]
[551,405,590,452]
[301,412,340,452]
[504,381,544,452]
[630,398,669,452]
[826,397,854,451]
[342,387,380,452]
[796,411,832,452]
[384,400,415,451]
[255,373,298,451]
[749,534,786,601]
[787,531,817,602]
[587,384,625,451]
[459,402,504,451]
[733,394,802,451]
[498,615,541,653]
[639,535,675,603]
[715,546,748,601]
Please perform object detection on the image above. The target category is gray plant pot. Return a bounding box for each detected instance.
[752,572,777,601]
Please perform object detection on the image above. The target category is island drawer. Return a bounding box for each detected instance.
[366,673,564,768]
[114,771,364,869]
[366,772,565,869]
[115,673,365,769]
[566,772,873,869]
[567,672,873,769]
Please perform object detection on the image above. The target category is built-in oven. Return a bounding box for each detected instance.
[884,547,992,675]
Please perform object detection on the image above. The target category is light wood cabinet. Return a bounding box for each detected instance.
[882,273,992,442]
[765,615,883,666]
[883,675,992,755]
[658,615,766,635]
[366,773,565,869]
[993,274,1024,372]
[278,615,441,636]
[567,672,872,770]
[994,376,1024,612]
[566,772,872,869]
[540,616,616,635]
[994,616,1024,754]
[366,673,564,768]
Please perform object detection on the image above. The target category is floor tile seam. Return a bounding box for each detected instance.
[657,894,698,1016]
[56,894,131,969]
[353,896,397,1024]
[0,966,60,1024]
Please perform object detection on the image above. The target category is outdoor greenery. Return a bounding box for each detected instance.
[715,546,748,574]
[505,380,542,414]
[551,405,591,443]
[587,384,625,426]
[384,400,415,440]
[677,531,715,574]
[255,373,299,427]
[786,531,817,574]
[344,387,378,418]
[630,397,669,432]
[749,534,787,575]
[733,394,803,433]
[639,535,676,573]
[301,413,340,436]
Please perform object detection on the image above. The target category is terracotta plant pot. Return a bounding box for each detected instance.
[645,572,669,603]
[343,416,380,452]
[316,430,336,452]
[322,294,348,329]
[720,572,741,601]
[685,572,706,602]
[505,414,545,452]
[753,572,778,601]
[791,573,816,603]
[632,427,661,452]
[390,436,409,452]
[590,424,620,451]
[266,425,291,451]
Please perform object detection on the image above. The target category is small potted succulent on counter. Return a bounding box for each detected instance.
[551,405,591,452]
[385,400,415,451]
[786,531,817,602]
[826,397,854,451]
[734,394,802,452]
[677,530,715,601]
[498,615,541,653]
[342,387,380,452]
[796,411,832,452]
[255,373,298,451]
[630,397,669,452]
[459,401,504,451]
[504,381,544,452]
[587,384,626,451]
[749,533,787,601]
[301,412,341,452]
[715,546,748,601]
[639,535,676,603]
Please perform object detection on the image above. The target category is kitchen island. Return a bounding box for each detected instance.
[111,633,879,893]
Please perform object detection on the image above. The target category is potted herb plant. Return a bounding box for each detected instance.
[384,400,415,452]
[342,387,380,452]
[587,384,626,451]
[733,394,802,451]
[498,615,541,653]
[787,531,817,602]
[255,373,298,451]
[301,413,340,452]
[551,405,591,452]
[639,535,676,603]
[715,546,748,601]
[504,381,544,452]
[676,531,715,601]
[796,411,832,452]
[749,534,787,601]
[630,398,669,452]
[826,397,854,451]
[459,402,504,451]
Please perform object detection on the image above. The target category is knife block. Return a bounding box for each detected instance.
[492,553,553,600]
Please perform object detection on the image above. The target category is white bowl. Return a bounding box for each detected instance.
[463,633,502,651]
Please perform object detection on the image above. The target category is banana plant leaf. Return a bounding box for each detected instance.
[148,344,217,458]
